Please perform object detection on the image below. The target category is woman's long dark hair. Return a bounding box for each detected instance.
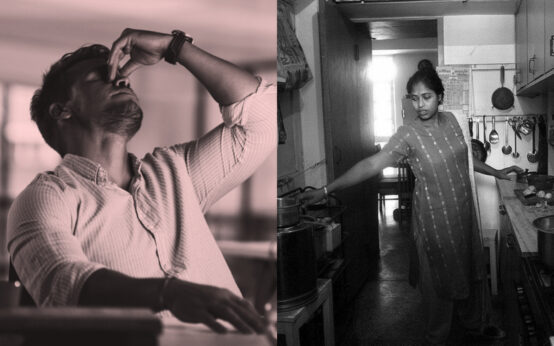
[406,59,445,103]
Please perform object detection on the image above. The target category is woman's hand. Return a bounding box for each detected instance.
[497,165,525,180]
[298,188,326,206]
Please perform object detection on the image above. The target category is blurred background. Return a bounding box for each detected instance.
[0,0,276,314]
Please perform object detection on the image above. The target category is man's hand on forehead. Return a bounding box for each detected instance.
[107,28,173,82]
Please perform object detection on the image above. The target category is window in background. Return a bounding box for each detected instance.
[4,84,60,198]
[370,56,397,176]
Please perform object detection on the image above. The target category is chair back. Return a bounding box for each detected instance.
[9,261,36,306]
[397,159,415,223]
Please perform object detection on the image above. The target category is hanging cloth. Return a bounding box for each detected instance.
[277,0,313,90]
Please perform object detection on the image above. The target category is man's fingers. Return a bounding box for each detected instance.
[119,60,142,78]
[203,317,227,334]
[108,34,132,81]
[230,298,266,333]
[216,306,256,334]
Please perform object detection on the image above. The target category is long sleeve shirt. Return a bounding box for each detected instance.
[7,78,276,306]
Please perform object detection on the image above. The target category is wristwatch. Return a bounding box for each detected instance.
[164,30,193,65]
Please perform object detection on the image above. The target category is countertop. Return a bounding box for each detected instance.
[496,177,554,254]
[0,308,274,346]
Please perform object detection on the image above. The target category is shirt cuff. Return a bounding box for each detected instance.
[220,77,275,128]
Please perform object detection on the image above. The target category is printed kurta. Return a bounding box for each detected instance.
[382,112,485,299]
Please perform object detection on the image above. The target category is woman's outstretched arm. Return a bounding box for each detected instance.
[299,150,397,205]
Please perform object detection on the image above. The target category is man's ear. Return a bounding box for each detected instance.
[438,94,443,105]
[48,103,72,120]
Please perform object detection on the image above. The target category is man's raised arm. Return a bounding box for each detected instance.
[107,28,259,105]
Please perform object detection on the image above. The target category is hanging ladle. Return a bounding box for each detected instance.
[528,117,538,163]
[512,117,520,159]
[489,116,499,144]
[501,118,512,155]
[483,115,491,153]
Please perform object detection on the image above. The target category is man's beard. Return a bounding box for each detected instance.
[99,100,143,138]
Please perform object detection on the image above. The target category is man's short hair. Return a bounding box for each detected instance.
[30,44,110,156]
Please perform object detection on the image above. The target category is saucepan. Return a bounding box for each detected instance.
[533,216,554,268]
[277,197,304,228]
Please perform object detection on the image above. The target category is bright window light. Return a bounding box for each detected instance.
[369,56,396,82]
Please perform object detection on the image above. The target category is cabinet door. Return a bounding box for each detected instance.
[516,0,528,88]
[527,0,545,80]
[545,0,554,73]
[498,209,523,344]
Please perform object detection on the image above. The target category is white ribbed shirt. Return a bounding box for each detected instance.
[7,79,276,307]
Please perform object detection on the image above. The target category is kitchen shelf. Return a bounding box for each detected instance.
[517,68,554,97]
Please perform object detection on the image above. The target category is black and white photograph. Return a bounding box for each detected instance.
[277,0,554,345]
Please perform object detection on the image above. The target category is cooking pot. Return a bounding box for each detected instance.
[277,222,318,311]
[526,174,554,190]
[277,197,303,228]
[533,216,554,268]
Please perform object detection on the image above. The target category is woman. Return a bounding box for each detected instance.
[299,60,521,344]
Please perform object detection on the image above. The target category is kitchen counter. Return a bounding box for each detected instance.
[496,177,554,254]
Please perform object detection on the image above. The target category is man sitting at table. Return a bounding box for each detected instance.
[7,28,275,334]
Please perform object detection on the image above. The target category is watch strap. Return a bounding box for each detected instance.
[164,30,193,65]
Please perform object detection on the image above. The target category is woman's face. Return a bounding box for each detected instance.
[408,82,442,122]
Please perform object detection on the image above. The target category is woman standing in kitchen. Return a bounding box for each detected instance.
[299,59,522,344]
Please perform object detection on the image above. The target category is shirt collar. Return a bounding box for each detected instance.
[61,153,142,186]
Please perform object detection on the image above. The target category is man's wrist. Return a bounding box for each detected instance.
[164,30,193,65]
[157,276,175,311]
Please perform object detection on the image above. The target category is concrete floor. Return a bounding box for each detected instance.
[340,200,506,346]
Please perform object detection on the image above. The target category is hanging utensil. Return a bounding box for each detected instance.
[513,118,520,158]
[483,115,491,153]
[509,117,522,140]
[502,118,512,155]
[471,118,487,162]
[518,118,534,136]
[489,116,499,144]
[528,117,538,163]
[469,117,474,138]
[491,65,515,110]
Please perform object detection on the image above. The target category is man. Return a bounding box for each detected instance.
[7,28,275,334]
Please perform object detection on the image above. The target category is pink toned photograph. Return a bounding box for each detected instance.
[0,1,277,345]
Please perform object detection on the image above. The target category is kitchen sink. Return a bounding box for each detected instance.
[534,216,554,234]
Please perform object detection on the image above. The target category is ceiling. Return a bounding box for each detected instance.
[369,20,437,40]
[336,0,519,22]
[0,0,276,63]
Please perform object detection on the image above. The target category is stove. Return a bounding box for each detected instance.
[519,256,554,344]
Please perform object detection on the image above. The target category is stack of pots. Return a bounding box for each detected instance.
[277,197,318,311]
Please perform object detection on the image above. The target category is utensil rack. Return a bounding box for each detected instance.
[467,115,545,123]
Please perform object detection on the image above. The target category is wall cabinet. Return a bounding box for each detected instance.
[545,0,554,72]
[515,0,554,95]
[515,0,528,87]
[527,0,545,80]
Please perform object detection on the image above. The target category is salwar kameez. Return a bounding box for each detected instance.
[382,112,490,343]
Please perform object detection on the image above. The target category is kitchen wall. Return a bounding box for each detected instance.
[277,0,327,194]
[441,15,545,231]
